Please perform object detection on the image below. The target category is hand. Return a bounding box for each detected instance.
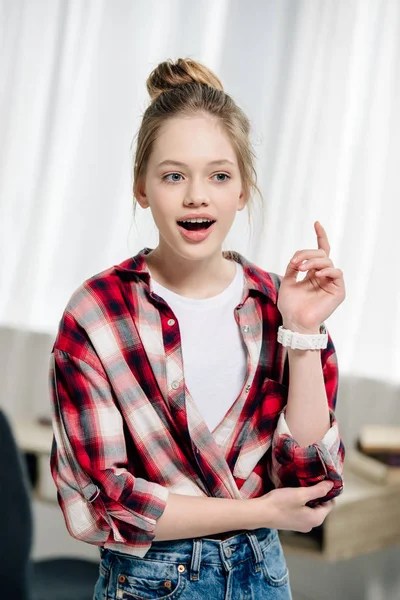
[277,221,346,333]
[253,481,335,533]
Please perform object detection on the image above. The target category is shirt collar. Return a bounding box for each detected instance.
[114,247,279,305]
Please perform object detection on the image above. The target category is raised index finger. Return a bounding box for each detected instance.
[315,221,330,257]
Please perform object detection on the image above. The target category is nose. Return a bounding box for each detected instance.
[183,179,209,207]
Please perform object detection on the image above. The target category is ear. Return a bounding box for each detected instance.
[237,190,247,211]
[135,181,150,209]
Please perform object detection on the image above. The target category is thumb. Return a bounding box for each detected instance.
[302,480,334,502]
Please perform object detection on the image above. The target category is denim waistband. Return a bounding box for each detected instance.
[101,527,278,580]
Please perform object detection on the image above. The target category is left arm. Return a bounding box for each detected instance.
[269,328,344,502]
[283,322,330,447]
[267,221,346,502]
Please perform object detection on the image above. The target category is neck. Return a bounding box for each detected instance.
[145,242,236,299]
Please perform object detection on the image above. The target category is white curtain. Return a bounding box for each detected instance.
[2,0,400,439]
[2,0,400,449]
[1,1,399,595]
[1,0,399,382]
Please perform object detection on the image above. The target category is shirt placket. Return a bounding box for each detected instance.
[166,297,263,500]
[161,303,243,499]
[134,263,263,500]
[212,294,263,453]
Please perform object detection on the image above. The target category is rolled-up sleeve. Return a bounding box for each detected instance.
[49,349,169,552]
[267,338,345,503]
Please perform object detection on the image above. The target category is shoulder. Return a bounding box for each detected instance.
[64,264,122,320]
[54,258,138,349]
[255,265,283,291]
[229,250,283,305]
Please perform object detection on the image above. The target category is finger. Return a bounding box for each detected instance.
[284,260,301,281]
[308,500,333,511]
[315,221,331,257]
[314,499,336,508]
[298,258,334,271]
[291,249,327,265]
[301,481,334,503]
[310,502,334,519]
[315,267,343,281]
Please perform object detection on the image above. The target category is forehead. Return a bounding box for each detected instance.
[150,114,238,165]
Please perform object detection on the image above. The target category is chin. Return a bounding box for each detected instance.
[167,237,222,260]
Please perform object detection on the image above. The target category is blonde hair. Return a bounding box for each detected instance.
[132,57,264,231]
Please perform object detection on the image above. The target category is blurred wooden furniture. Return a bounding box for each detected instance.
[10,418,56,503]
[280,462,400,561]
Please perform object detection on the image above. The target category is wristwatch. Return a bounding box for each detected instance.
[277,323,328,350]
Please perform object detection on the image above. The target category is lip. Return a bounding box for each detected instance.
[176,213,216,222]
[177,220,216,243]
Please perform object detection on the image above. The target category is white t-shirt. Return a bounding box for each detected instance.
[151,262,247,432]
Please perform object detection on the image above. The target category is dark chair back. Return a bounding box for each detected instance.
[0,409,33,599]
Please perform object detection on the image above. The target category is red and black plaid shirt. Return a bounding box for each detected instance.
[49,247,344,557]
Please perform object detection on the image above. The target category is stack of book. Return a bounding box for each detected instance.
[346,424,400,484]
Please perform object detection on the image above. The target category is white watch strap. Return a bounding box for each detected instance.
[277,323,328,350]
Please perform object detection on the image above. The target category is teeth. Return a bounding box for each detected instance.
[179,218,214,223]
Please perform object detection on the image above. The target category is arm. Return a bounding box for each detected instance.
[153,494,252,541]
[284,320,333,445]
[269,222,346,502]
[154,479,335,540]
[50,348,337,544]
[50,349,258,546]
[268,328,344,502]
[50,349,169,549]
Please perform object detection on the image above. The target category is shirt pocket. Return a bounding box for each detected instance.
[258,376,289,421]
[232,377,288,480]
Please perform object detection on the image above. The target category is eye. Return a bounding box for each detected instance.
[212,173,231,182]
[162,172,231,184]
[163,173,183,184]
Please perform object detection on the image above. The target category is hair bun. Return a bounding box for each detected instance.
[146,58,224,103]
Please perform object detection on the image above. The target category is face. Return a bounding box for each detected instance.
[136,113,246,262]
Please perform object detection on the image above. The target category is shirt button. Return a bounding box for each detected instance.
[224,547,232,558]
[171,381,180,390]
[167,319,175,326]
[242,325,250,333]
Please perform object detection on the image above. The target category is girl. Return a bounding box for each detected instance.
[49,58,345,600]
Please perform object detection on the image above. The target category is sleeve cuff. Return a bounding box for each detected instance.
[270,408,344,490]
[277,409,338,448]
[104,478,170,534]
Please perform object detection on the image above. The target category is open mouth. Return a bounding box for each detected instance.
[177,220,216,231]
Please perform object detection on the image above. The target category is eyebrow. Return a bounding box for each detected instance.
[156,159,236,168]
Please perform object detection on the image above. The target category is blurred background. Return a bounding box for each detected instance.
[1,1,399,599]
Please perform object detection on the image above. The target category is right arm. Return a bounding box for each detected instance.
[50,349,169,549]
[50,348,334,549]
[154,481,335,541]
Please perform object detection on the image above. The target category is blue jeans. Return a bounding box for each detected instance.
[93,527,293,599]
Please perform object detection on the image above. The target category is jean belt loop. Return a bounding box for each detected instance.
[245,531,263,572]
[189,538,202,581]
